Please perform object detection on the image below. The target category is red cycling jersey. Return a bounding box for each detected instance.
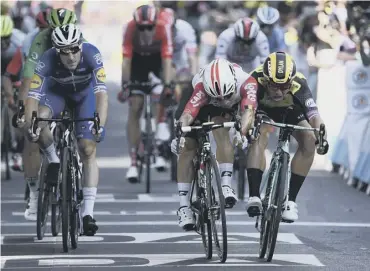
[183,64,258,119]
[122,19,173,59]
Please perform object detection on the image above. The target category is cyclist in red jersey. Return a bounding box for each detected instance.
[117,5,175,183]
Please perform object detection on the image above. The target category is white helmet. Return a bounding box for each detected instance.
[257,6,280,25]
[234,18,260,42]
[202,59,237,99]
[52,24,82,49]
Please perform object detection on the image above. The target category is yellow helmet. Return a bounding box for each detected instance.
[262,51,296,86]
[1,15,13,37]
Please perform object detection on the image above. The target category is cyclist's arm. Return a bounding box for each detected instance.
[160,23,174,85]
[3,48,23,102]
[256,31,270,64]
[239,75,259,135]
[175,75,208,126]
[25,50,52,125]
[214,29,230,59]
[19,29,48,102]
[184,22,198,76]
[85,43,108,127]
[294,75,326,139]
[121,22,134,86]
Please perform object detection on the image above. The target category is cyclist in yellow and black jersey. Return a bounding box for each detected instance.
[244,51,328,223]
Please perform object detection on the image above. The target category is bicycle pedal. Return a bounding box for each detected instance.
[281,218,294,224]
[182,224,195,232]
[128,177,139,184]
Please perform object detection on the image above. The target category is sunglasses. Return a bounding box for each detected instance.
[236,37,256,45]
[137,24,155,31]
[58,46,81,55]
[267,81,292,91]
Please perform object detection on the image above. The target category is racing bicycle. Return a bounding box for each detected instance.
[175,120,244,263]
[30,109,100,252]
[252,108,328,262]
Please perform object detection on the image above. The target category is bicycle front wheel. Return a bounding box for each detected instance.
[61,148,70,252]
[237,148,246,200]
[2,104,11,180]
[70,154,81,249]
[36,157,50,240]
[207,154,227,263]
[266,152,288,262]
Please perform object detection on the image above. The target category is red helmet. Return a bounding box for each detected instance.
[158,8,176,26]
[133,5,157,26]
[36,9,50,29]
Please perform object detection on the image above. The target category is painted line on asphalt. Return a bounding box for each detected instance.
[1,221,370,227]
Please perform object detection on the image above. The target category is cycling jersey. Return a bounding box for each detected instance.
[1,29,25,75]
[173,19,197,73]
[28,42,107,140]
[22,27,40,57]
[250,64,319,121]
[178,63,258,120]
[122,19,173,58]
[4,47,23,82]
[22,28,52,79]
[215,27,270,73]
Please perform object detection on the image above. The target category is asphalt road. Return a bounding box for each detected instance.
[1,81,370,270]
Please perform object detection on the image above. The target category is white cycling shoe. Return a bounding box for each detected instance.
[222,185,238,208]
[155,156,167,172]
[282,201,298,222]
[246,196,262,217]
[24,195,38,221]
[126,166,139,183]
[177,206,195,231]
[155,122,170,141]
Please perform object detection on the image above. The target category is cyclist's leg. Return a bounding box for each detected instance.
[245,107,277,216]
[283,107,316,221]
[74,90,99,235]
[126,53,146,181]
[210,110,238,208]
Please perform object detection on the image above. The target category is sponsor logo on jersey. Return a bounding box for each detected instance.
[31,52,38,60]
[93,53,102,65]
[35,61,45,73]
[244,82,257,102]
[190,90,205,106]
[95,67,106,83]
[30,74,42,89]
[305,98,316,108]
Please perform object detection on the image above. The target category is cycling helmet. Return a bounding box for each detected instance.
[52,24,82,49]
[158,7,176,26]
[234,18,260,42]
[1,15,13,37]
[36,9,50,29]
[263,51,296,87]
[47,8,77,29]
[133,5,157,25]
[256,6,280,25]
[202,59,237,99]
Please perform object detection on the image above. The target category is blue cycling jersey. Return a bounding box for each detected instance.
[28,42,107,102]
[268,26,287,53]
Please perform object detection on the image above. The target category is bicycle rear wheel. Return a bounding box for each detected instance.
[144,134,152,194]
[36,157,50,240]
[207,154,227,263]
[169,115,177,182]
[237,148,246,200]
[51,185,61,236]
[266,153,288,262]
[61,148,70,252]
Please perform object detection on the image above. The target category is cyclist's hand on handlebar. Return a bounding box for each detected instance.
[317,140,329,155]
[27,125,41,142]
[92,126,105,143]
[12,113,25,128]
[117,82,130,103]
[171,136,185,155]
[315,124,329,155]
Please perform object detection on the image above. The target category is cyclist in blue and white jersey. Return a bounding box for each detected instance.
[24,24,108,236]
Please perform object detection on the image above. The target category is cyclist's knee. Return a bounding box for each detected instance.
[296,131,316,156]
[78,139,96,160]
[129,95,144,115]
[179,137,196,160]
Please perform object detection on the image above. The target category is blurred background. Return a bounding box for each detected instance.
[2,0,370,196]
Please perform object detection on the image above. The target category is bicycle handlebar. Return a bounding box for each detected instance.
[251,114,329,155]
[180,121,236,133]
[30,110,100,137]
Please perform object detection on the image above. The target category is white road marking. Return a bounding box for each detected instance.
[0,232,303,245]
[12,211,112,216]
[1,254,325,267]
[39,259,115,266]
[2,221,370,227]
